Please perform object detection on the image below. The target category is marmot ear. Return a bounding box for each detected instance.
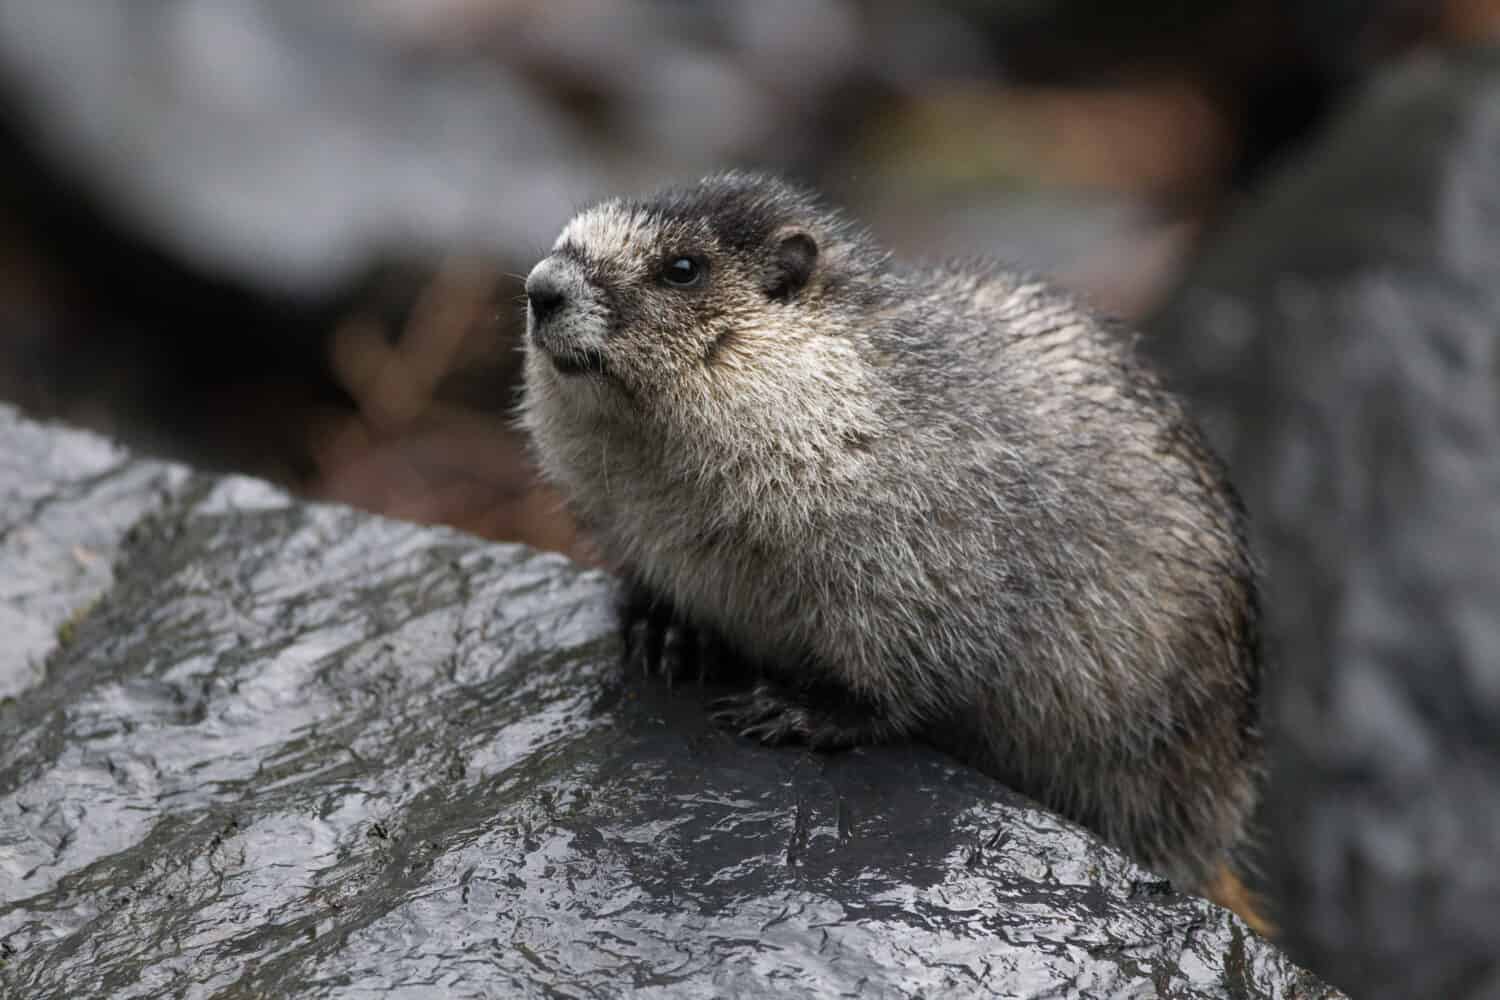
[765,229,818,302]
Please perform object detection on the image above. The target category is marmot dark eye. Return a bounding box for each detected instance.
[662,255,704,288]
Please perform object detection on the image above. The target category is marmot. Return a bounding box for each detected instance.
[518,172,1268,931]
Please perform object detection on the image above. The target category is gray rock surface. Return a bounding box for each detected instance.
[0,405,1332,998]
[0,408,190,700]
[1147,50,1500,1000]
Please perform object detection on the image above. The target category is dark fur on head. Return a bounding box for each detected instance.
[520,171,1264,902]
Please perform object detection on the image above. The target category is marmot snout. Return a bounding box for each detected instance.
[519,172,1267,930]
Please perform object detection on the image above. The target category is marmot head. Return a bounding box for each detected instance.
[522,172,881,405]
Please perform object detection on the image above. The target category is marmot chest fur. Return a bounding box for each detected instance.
[519,172,1264,923]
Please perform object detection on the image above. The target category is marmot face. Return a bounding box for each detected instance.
[522,174,842,408]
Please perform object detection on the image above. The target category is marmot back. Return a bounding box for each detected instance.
[519,172,1265,929]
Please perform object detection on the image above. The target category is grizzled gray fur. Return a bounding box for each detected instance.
[519,172,1262,897]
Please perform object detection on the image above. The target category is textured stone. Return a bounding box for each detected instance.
[0,407,1332,998]
[0,408,189,700]
[1147,50,1500,1000]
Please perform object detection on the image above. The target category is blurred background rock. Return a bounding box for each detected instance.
[3,2,1500,995]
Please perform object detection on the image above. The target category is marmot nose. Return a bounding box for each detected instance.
[526,272,566,324]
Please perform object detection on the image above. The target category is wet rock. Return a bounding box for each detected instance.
[0,408,190,700]
[1147,50,1500,1000]
[0,405,1333,997]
